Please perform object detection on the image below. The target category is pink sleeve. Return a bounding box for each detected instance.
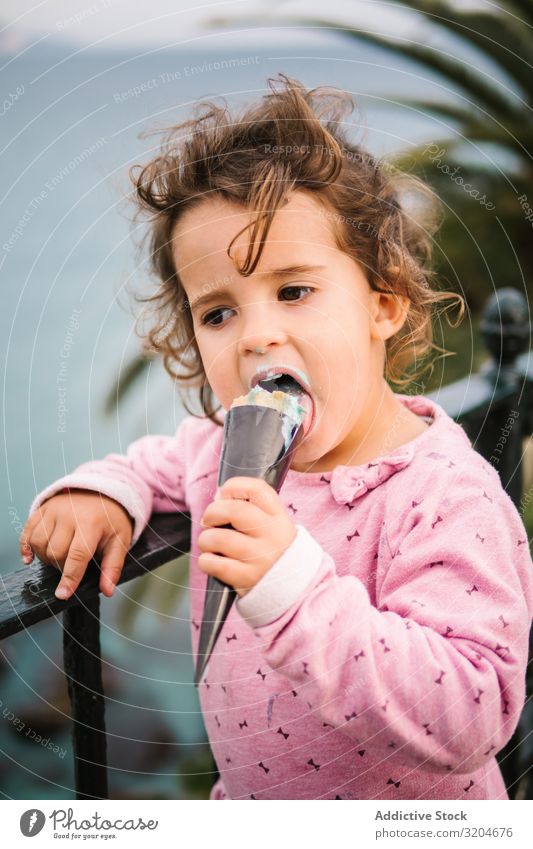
[237,473,533,776]
[209,775,230,800]
[28,420,191,545]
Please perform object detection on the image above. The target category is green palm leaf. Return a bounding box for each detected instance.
[103,351,154,414]
[391,0,533,92]
[293,18,523,120]
[208,9,525,120]
[503,0,533,28]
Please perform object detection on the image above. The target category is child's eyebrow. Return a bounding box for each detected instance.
[188,263,327,313]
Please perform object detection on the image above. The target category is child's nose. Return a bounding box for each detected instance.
[238,332,288,357]
[237,309,288,356]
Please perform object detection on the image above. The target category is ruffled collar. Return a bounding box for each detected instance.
[284,393,450,505]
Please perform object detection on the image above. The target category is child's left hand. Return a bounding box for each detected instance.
[198,477,297,598]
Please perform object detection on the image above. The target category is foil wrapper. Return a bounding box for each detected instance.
[194,399,306,685]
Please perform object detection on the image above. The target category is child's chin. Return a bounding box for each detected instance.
[289,439,323,470]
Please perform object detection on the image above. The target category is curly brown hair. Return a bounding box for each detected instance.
[129,73,465,425]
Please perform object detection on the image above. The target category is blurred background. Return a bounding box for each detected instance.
[1,0,532,799]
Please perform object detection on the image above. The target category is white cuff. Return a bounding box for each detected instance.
[236,524,324,628]
[29,473,151,545]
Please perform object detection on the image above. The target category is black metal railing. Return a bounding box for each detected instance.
[1,287,531,800]
[0,513,191,800]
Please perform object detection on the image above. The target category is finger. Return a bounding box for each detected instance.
[201,499,269,534]
[20,510,47,562]
[197,552,254,596]
[45,525,75,570]
[27,515,57,564]
[217,477,280,515]
[198,527,256,564]
[54,529,100,600]
[99,536,127,597]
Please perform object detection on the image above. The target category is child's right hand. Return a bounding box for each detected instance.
[20,490,134,600]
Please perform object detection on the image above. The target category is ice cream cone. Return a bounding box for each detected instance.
[194,390,307,685]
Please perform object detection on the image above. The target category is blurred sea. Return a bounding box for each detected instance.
[0,30,503,798]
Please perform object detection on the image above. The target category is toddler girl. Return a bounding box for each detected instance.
[21,75,533,800]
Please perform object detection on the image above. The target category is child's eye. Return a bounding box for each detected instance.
[279,285,314,303]
[201,306,234,327]
[200,285,314,328]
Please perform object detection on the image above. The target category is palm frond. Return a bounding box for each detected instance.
[393,98,480,125]
[388,135,460,169]
[211,12,525,122]
[504,0,533,28]
[297,19,524,121]
[393,144,521,196]
[390,99,528,161]
[390,0,533,93]
[103,352,153,415]
[394,100,531,158]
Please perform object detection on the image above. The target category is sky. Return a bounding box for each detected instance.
[0,0,441,52]
[0,0,511,59]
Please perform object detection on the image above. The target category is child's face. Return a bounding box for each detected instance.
[172,190,407,472]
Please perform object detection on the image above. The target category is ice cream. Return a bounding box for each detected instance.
[230,385,307,449]
[194,383,310,685]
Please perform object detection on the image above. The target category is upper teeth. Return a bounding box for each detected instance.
[252,368,308,391]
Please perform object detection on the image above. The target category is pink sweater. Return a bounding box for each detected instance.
[30,393,533,800]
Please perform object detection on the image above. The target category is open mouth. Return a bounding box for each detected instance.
[256,373,315,436]
[256,373,301,395]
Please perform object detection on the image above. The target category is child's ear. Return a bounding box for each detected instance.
[369,287,410,342]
